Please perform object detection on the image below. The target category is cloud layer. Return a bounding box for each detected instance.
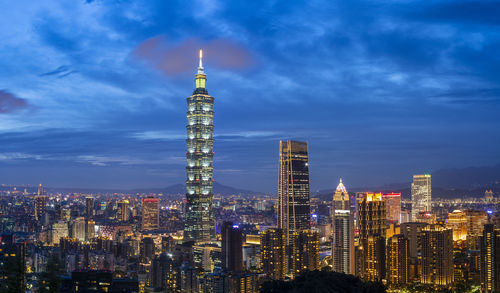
[0,0,499,191]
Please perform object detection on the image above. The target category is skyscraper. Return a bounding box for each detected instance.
[382,192,401,224]
[290,229,319,277]
[386,234,410,285]
[142,197,159,230]
[480,224,500,293]
[278,140,310,244]
[357,192,387,280]
[34,184,48,222]
[420,224,454,287]
[184,50,215,243]
[221,221,243,273]
[411,174,431,221]
[117,200,129,222]
[86,196,94,220]
[260,228,286,280]
[331,179,354,274]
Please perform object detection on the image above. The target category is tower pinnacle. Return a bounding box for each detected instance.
[198,49,204,74]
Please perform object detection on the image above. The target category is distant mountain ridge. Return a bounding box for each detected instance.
[42,181,261,196]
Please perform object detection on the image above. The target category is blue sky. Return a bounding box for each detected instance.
[0,0,499,192]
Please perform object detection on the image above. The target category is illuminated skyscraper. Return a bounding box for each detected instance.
[387,234,410,285]
[34,184,48,222]
[447,210,467,242]
[480,224,500,293]
[467,210,488,250]
[411,174,431,221]
[278,140,310,244]
[142,197,159,230]
[86,196,94,219]
[117,200,129,222]
[420,224,454,287]
[260,228,286,280]
[357,193,386,240]
[290,229,319,277]
[184,50,215,243]
[382,192,401,224]
[331,179,354,274]
[357,192,386,280]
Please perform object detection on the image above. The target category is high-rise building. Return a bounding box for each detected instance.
[357,193,386,240]
[386,234,410,285]
[480,224,500,293]
[400,222,428,279]
[420,224,454,287]
[411,174,431,221]
[290,229,319,277]
[331,179,354,274]
[357,192,387,280]
[184,50,216,243]
[365,234,385,281]
[142,197,159,230]
[86,196,94,219]
[278,140,310,244]
[467,210,488,250]
[71,217,86,242]
[221,221,243,273]
[117,200,129,222]
[382,192,401,224]
[447,210,467,242]
[34,184,48,222]
[260,228,286,280]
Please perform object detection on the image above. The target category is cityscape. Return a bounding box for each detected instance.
[1,1,500,293]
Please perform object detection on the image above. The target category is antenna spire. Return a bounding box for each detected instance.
[198,49,204,74]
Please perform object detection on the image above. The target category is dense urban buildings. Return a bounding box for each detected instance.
[184,50,216,243]
[278,140,311,244]
[411,174,432,221]
[0,52,499,293]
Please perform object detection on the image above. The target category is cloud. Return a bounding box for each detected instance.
[0,90,29,113]
[132,35,254,75]
[39,65,78,78]
[0,152,43,161]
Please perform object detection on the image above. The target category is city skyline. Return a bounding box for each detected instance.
[1,1,500,192]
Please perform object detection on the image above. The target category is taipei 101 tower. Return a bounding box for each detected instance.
[184,50,216,242]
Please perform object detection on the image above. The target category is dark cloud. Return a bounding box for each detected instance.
[0,90,29,113]
[132,35,254,75]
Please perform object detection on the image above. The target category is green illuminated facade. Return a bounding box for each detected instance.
[184,51,216,242]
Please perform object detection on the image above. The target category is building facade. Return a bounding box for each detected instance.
[184,50,216,243]
[142,197,159,230]
[278,140,310,244]
[411,174,431,221]
[260,228,286,280]
[331,179,354,274]
[420,224,454,287]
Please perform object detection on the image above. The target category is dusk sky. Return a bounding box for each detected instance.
[1,0,500,192]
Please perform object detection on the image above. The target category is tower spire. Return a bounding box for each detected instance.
[198,49,204,74]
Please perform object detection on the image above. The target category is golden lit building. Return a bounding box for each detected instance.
[480,224,500,293]
[386,234,409,286]
[357,192,386,239]
[466,210,488,250]
[260,228,286,280]
[447,210,467,242]
[420,224,454,287]
[278,140,310,244]
[117,200,129,222]
[365,234,385,282]
[357,192,386,280]
[290,229,319,277]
